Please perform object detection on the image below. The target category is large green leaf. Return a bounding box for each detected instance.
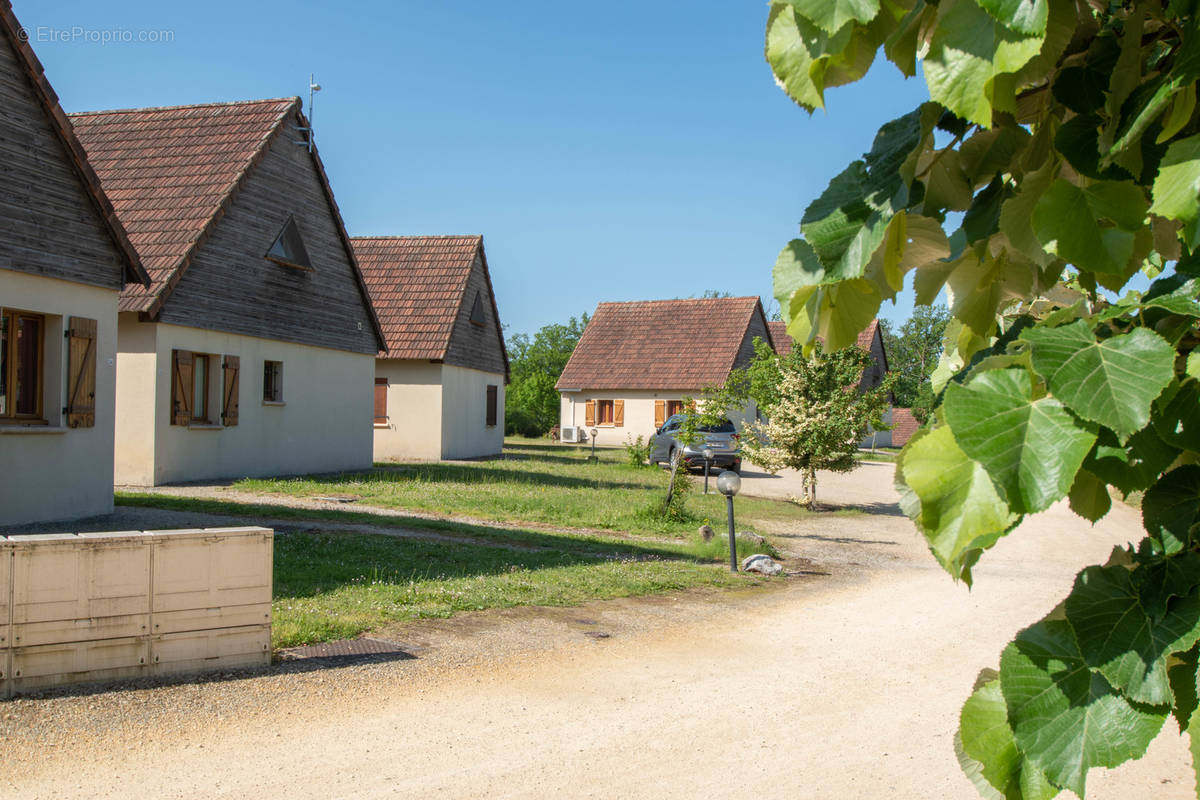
[999,160,1057,267]
[774,240,885,351]
[1084,426,1181,496]
[1021,321,1176,441]
[1067,564,1200,705]
[1068,467,1111,523]
[945,248,1039,336]
[1143,465,1200,554]
[923,0,1045,127]
[785,0,880,34]
[1155,378,1200,453]
[975,0,1048,36]
[958,674,1060,799]
[944,369,1097,514]
[897,425,1021,583]
[1000,618,1169,798]
[1150,133,1200,250]
[765,4,847,111]
[1032,179,1150,276]
[1168,644,1199,733]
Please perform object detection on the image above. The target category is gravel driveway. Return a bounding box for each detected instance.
[2,462,1192,799]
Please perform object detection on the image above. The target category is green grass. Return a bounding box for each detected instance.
[231,439,828,538]
[271,529,770,647]
[855,448,901,463]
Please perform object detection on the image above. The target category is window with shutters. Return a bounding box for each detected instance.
[171,349,220,426]
[263,361,284,403]
[485,384,498,427]
[65,317,98,428]
[595,399,614,426]
[665,400,684,418]
[192,354,211,423]
[374,377,388,425]
[0,308,45,423]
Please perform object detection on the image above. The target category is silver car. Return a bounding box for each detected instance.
[650,414,742,473]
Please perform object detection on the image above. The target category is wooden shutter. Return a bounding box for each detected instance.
[614,399,624,427]
[374,378,388,424]
[171,350,193,426]
[654,400,665,428]
[486,385,498,426]
[585,400,595,427]
[65,317,97,428]
[221,355,240,426]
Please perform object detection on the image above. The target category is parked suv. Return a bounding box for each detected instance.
[649,414,742,473]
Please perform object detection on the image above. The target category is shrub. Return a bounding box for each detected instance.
[623,434,651,467]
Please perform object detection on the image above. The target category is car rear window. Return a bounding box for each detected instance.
[698,419,736,433]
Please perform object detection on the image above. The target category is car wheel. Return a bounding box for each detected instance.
[667,447,676,468]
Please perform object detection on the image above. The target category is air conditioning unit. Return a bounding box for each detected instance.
[561,426,580,443]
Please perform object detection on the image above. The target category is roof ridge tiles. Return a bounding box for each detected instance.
[68,97,300,118]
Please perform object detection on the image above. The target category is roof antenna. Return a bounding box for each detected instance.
[306,73,321,152]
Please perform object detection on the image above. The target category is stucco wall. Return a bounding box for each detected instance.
[440,364,504,460]
[0,272,118,525]
[115,321,374,485]
[559,390,757,449]
[373,361,443,462]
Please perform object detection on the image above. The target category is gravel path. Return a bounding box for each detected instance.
[2,465,1193,799]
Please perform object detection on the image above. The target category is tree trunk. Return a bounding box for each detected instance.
[807,467,819,510]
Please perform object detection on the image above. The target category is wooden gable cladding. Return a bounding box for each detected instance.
[444,251,508,378]
[65,317,97,428]
[0,10,138,290]
[221,355,240,426]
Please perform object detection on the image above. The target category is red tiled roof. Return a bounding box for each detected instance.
[353,235,492,360]
[890,407,921,447]
[0,0,147,287]
[770,319,880,357]
[69,98,296,314]
[556,297,767,391]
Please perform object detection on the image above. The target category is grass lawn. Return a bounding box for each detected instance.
[233,439,830,538]
[855,448,901,463]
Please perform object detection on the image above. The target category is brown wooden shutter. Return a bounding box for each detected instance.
[654,400,665,428]
[486,385,498,426]
[614,399,624,427]
[221,355,240,426]
[585,400,595,427]
[374,377,388,424]
[171,350,193,425]
[65,317,97,428]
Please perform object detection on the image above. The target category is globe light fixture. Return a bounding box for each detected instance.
[702,448,714,494]
[716,470,742,572]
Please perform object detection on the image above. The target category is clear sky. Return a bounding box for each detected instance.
[18,1,933,338]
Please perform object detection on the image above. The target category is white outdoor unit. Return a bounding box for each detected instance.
[561,426,580,443]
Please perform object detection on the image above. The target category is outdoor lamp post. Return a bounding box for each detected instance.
[717,470,742,573]
[702,448,714,494]
[588,428,599,462]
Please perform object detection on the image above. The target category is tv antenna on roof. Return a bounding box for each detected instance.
[305,73,321,152]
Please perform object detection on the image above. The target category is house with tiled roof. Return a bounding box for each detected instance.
[70,97,386,485]
[0,1,150,525]
[769,319,895,446]
[354,235,508,461]
[555,297,772,447]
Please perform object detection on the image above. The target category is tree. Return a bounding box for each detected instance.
[505,314,589,436]
[765,1,1200,797]
[710,339,894,508]
[880,305,950,418]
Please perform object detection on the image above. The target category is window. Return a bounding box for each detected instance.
[469,291,486,327]
[193,354,210,423]
[171,349,229,426]
[265,216,313,271]
[0,309,44,421]
[486,384,498,427]
[665,400,684,418]
[374,377,388,425]
[596,399,614,425]
[263,361,284,402]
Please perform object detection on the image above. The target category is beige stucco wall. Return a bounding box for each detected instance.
[373,361,504,461]
[0,271,118,526]
[439,364,504,460]
[373,361,443,462]
[115,319,374,485]
[559,390,758,448]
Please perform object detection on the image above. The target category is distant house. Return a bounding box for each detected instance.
[354,236,508,461]
[0,1,149,525]
[555,297,773,447]
[768,319,893,446]
[71,98,386,485]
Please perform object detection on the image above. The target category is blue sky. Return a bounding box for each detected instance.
[19,1,933,337]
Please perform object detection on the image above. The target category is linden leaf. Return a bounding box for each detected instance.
[1032,179,1149,276]
[785,0,881,35]
[1150,133,1200,250]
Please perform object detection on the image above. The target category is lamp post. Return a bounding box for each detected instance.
[717,470,742,573]
[702,448,714,494]
[588,427,599,462]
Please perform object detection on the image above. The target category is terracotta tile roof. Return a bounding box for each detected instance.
[69,98,297,314]
[770,319,880,357]
[556,297,767,391]
[890,407,921,447]
[353,235,492,360]
[0,0,147,287]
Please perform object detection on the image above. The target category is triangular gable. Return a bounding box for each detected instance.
[0,0,146,289]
